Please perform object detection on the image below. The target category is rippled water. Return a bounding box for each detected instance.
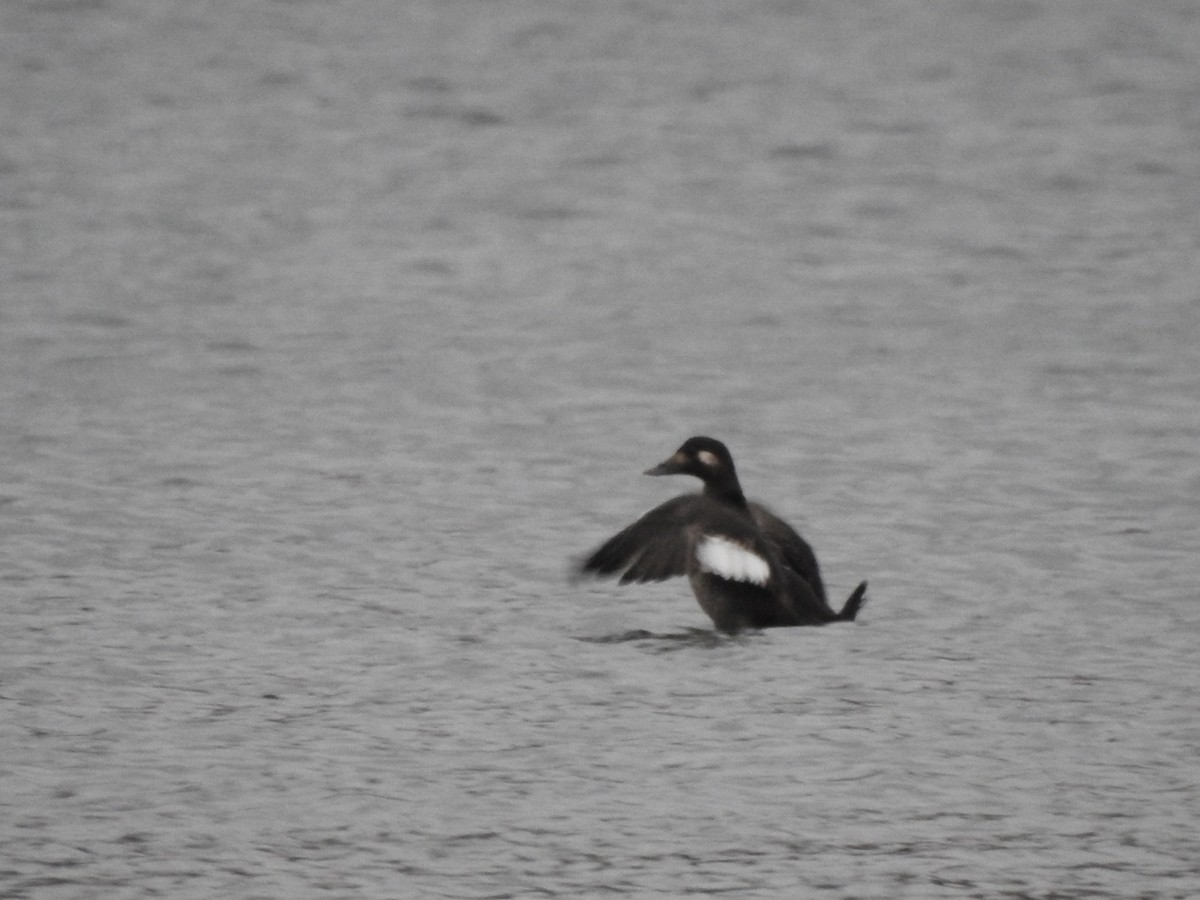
[3,1,1200,897]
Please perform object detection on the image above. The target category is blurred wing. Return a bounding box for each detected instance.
[749,502,827,604]
[577,495,703,584]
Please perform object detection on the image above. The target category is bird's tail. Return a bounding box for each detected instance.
[838,581,869,621]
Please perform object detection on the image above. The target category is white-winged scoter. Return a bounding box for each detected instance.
[576,436,868,633]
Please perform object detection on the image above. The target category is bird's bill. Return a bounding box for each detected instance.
[644,451,687,476]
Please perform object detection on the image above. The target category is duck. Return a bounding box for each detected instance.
[575,436,868,633]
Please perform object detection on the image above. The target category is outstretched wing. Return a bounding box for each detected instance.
[748,502,827,604]
[577,495,702,584]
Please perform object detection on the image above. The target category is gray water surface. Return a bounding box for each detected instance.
[3,1,1199,897]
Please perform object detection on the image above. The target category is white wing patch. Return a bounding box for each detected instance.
[695,536,771,586]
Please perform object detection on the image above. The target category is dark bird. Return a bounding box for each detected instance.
[576,436,868,633]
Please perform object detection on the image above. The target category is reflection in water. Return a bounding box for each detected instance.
[577,627,742,650]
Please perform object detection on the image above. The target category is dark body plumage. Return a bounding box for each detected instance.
[577,437,868,633]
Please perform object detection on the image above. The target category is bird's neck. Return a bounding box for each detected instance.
[703,479,748,508]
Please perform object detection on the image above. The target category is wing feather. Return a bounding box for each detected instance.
[578,495,703,583]
[748,502,827,603]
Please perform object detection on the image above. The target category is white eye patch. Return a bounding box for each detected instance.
[695,536,771,585]
[697,450,719,467]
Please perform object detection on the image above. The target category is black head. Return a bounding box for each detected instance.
[644,436,744,503]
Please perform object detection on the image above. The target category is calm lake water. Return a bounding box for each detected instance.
[3,1,1199,897]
